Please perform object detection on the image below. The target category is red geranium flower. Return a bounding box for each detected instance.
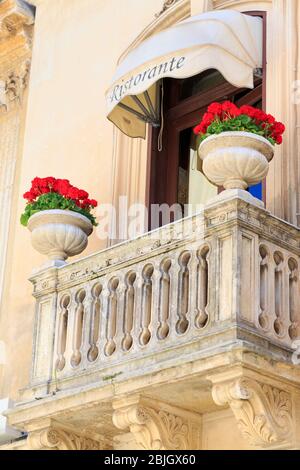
[23,177,98,208]
[77,189,89,200]
[23,191,36,202]
[53,179,71,197]
[21,177,98,227]
[221,101,240,117]
[193,101,285,146]
[67,186,80,200]
[207,102,222,116]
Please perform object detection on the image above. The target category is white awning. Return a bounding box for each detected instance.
[106,10,263,139]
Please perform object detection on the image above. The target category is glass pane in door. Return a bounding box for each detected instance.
[177,129,218,215]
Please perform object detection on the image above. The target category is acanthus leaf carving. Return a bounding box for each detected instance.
[212,378,294,448]
[112,397,201,450]
[0,59,30,112]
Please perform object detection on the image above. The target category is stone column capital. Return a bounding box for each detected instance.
[112,395,202,450]
[0,0,34,112]
[27,424,105,450]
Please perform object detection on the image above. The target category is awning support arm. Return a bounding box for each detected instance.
[143,90,159,121]
[130,95,160,125]
[117,102,156,124]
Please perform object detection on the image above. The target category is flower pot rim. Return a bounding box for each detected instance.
[198,130,274,163]
[27,209,93,235]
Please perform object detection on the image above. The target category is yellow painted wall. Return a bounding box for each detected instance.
[0,0,163,401]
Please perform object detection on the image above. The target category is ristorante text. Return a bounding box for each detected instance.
[110,56,186,104]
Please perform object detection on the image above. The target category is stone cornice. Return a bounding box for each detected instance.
[0,0,35,112]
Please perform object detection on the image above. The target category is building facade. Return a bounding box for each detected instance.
[0,0,299,450]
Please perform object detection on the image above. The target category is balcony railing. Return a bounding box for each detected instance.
[28,192,300,398]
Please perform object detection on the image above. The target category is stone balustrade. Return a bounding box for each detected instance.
[28,192,300,398]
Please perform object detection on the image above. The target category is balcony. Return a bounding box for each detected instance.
[5,191,300,450]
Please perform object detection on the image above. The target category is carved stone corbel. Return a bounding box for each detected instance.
[112,396,201,450]
[211,377,294,448]
[27,426,104,450]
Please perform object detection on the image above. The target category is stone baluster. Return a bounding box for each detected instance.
[87,283,102,362]
[151,262,163,345]
[194,246,210,329]
[139,264,154,346]
[71,289,86,367]
[114,273,126,355]
[80,286,93,367]
[132,268,143,351]
[288,258,300,340]
[176,251,191,335]
[121,272,136,352]
[258,245,270,331]
[55,294,70,372]
[264,247,276,341]
[98,283,110,359]
[273,252,285,337]
[187,251,198,332]
[157,259,172,340]
[166,256,178,336]
[104,278,119,357]
[282,255,292,342]
[61,289,78,373]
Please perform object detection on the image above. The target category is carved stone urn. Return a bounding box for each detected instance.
[198,131,274,190]
[27,210,93,267]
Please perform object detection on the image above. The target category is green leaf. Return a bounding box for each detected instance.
[20,192,98,227]
[20,213,29,226]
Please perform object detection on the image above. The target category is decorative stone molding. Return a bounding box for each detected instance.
[27,425,104,450]
[113,396,202,450]
[0,0,34,112]
[211,377,294,448]
[0,59,30,111]
[156,0,182,17]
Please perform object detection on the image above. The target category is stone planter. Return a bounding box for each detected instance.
[27,210,93,267]
[198,131,274,190]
